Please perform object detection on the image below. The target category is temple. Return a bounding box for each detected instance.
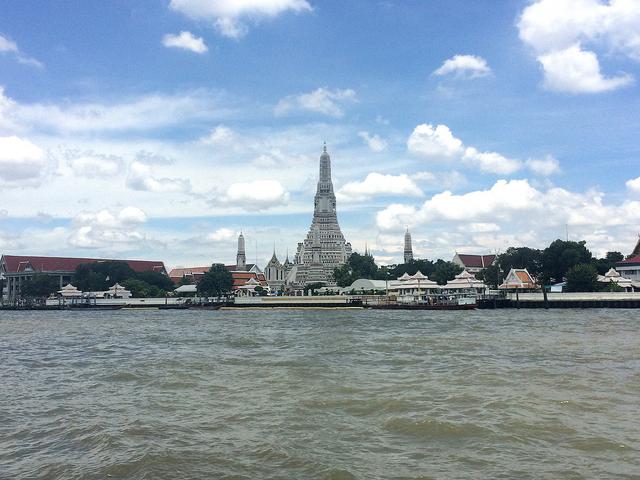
[286,145,352,288]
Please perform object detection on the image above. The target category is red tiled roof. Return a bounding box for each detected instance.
[617,255,640,266]
[457,254,496,268]
[1,255,166,275]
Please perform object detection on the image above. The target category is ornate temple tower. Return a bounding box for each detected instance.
[236,232,247,271]
[404,228,414,264]
[288,145,352,287]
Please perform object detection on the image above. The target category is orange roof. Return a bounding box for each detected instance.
[515,270,533,283]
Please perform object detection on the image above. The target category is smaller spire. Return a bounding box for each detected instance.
[323,142,327,153]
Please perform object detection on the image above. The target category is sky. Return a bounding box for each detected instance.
[1,0,640,270]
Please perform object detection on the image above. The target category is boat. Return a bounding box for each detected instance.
[367,294,477,310]
[68,304,125,310]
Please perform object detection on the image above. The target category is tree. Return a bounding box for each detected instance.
[592,251,625,275]
[497,247,543,278]
[477,264,500,288]
[565,264,598,292]
[304,282,325,295]
[197,264,234,299]
[73,261,136,291]
[606,251,624,263]
[136,271,175,291]
[333,252,379,287]
[333,263,354,288]
[388,259,435,279]
[22,275,60,299]
[120,278,162,298]
[431,260,463,285]
[541,239,592,284]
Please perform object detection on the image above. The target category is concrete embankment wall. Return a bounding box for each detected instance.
[480,292,640,309]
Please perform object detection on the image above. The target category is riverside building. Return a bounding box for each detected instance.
[286,145,352,288]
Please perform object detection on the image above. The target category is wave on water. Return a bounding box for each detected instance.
[384,417,490,439]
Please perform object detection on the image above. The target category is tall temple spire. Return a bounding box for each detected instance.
[290,145,352,287]
[236,231,247,271]
[404,227,413,264]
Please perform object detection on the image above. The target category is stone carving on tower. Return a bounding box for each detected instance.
[404,228,414,264]
[287,145,352,288]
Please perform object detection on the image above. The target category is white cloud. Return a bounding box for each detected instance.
[376,179,640,239]
[0,209,7,219]
[412,170,468,191]
[538,45,633,93]
[526,155,561,176]
[358,131,387,152]
[463,147,522,175]
[69,206,148,249]
[518,0,639,93]
[126,161,192,193]
[462,223,501,233]
[200,125,237,145]
[207,227,236,242]
[337,173,423,201]
[162,31,208,53]
[213,179,289,211]
[407,123,525,175]
[407,124,463,158]
[0,135,47,184]
[63,150,123,178]
[275,88,356,117]
[1,87,233,134]
[169,0,312,38]
[626,176,640,193]
[434,54,492,78]
[0,34,43,68]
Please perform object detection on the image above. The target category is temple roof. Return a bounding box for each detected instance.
[1,255,166,275]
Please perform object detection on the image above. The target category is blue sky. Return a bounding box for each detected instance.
[1,0,640,269]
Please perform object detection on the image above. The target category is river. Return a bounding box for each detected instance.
[0,309,638,479]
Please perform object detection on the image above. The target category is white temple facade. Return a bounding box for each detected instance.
[287,145,352,288]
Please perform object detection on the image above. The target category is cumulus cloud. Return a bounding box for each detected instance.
[126,161,192,193]
[0,34,43,68]
[433,54,492,78]
[538,45,633,93]
[358,131,387,152]
[407,124,534,175]
[0,135,47,184]
[275,88,356,117]
[169,0,312,38]
[626,176,640,193]
[69,206,148,249]
[376,179,640,239]
[526,155,561,176]
[0,209,7,219]
[337,173,424,201]
[518,0,639,93]
[162,31,208,53]
[407,124,463,158]
[212,179,289,211]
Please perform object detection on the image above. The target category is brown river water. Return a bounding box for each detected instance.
[0,308,638,479]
